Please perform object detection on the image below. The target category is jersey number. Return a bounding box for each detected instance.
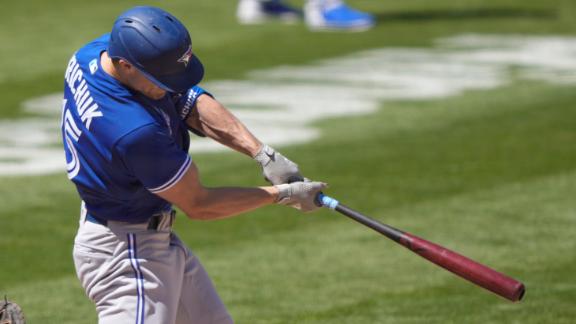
[62,99,82,179]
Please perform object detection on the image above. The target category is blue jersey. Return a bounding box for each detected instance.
[62,34,207,223]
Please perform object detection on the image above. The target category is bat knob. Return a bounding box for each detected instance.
[315,193,325,207]
[316,193,339,209]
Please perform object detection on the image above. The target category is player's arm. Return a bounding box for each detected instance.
[155,162,324,220]
[186,93,304,184]
[117,124,324,220]
[186,93,261,156]
[156,162,276,220]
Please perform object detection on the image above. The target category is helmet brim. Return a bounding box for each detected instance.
[139,54,204,93]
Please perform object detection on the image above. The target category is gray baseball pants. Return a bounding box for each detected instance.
[73,206,233,324]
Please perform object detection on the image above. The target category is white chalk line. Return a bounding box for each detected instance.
[2,34,576,176]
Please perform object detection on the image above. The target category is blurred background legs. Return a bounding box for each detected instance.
[237,0,375,31]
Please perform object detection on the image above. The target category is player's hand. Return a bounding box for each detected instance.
[254,145,303,185]
[275,181,327,212]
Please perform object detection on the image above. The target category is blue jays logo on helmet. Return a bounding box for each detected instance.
[107,6,204,93]
[177,46,193,67]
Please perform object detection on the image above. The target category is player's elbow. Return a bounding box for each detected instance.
[180,191,220,221]
[178,185,226,221]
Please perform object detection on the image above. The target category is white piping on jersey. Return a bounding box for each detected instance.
[148,155,192,194]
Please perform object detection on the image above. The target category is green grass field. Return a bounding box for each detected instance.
[1,0,576,323]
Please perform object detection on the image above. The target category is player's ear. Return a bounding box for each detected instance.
[117,59,134,72]
[111,58,131,72]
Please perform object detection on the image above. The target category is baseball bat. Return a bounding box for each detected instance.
[317,194,525,302]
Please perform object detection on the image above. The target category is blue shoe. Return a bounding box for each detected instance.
[238,0,301,24]
[305,3,375,31]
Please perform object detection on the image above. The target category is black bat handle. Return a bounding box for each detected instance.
[317,193,405,242]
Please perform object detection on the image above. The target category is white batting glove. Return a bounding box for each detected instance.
[275,181,327,212]
[254,144,303,185]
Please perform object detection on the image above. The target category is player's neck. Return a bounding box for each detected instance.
[101,51,122,81]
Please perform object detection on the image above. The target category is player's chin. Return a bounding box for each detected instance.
[143,87,167,100]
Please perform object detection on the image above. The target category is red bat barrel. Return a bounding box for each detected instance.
[330,201,525,302]
[401,233,525,301]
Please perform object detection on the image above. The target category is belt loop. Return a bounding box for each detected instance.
[169,210,176,227]
[147,216,161,230]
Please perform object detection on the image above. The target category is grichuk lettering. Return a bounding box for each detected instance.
[64,54,103,131]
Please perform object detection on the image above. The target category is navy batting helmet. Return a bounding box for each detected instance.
[108,6,204,93]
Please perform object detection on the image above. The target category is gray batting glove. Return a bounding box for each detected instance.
[254,144,303,185]
[275,181,327,212]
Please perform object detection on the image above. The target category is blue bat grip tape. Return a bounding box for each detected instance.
[318,193,339,210]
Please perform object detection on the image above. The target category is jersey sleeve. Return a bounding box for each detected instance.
[116,124,192,194]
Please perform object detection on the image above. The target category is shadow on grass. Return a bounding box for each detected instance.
[374,7,557,23]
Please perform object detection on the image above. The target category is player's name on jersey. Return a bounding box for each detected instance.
[63,54,104,179]
[64,54,103,131]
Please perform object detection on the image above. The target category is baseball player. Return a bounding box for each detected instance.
[62,6,326,324]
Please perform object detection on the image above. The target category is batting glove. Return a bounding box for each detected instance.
[275,181,327,212]
[254,144,303,185]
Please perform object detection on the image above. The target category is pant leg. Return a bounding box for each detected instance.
[73,219,187,324]
[171,234,234,324]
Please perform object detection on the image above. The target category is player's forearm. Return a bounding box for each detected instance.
[156,163,279,220]
[185,186,278,220]
[156,163,325,219]
[188,95,262,157]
